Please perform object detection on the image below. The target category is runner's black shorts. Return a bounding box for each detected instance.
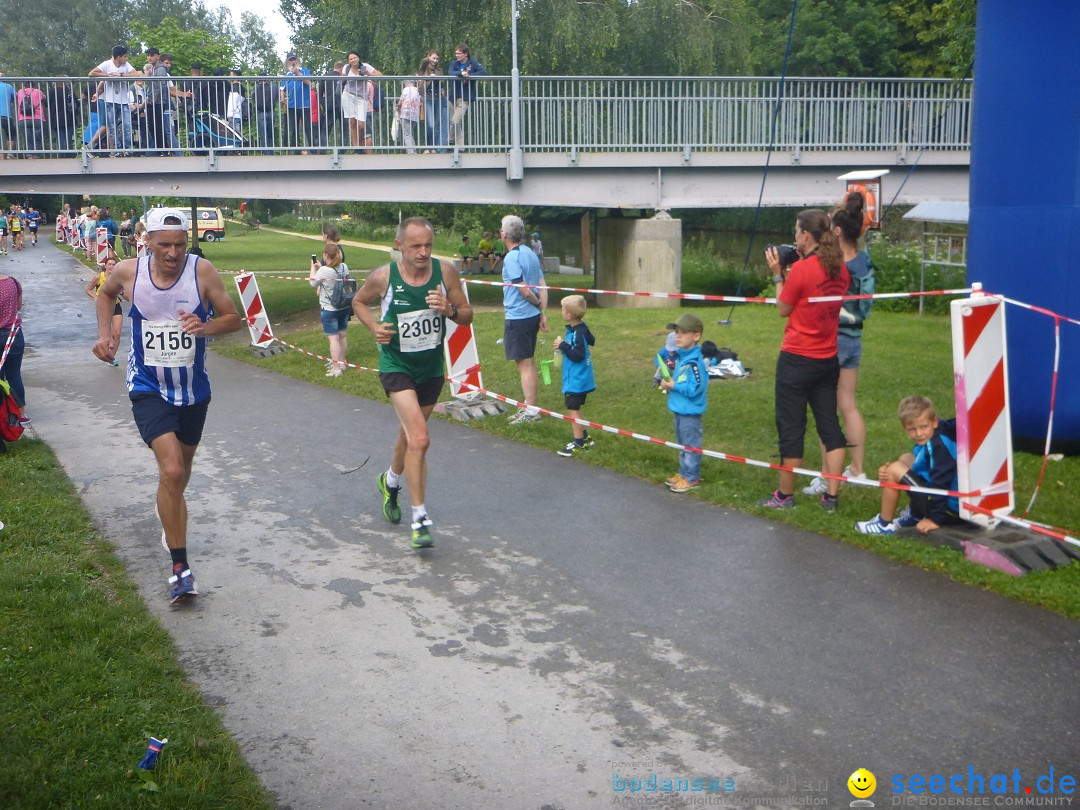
[130,393,211,447]
[380,372,445,407]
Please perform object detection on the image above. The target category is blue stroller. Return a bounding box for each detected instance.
[187,111,247,153]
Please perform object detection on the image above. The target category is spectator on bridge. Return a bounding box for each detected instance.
[252,77,277,152]
[15,82,46,158]
[89,44,143,155]
[396,79,421,154]
[143,48,172,154]
[448,44,486,148]
[159,55,188,157]
[227,69,246,139]
[342,51,380,150]
[0,74,15,158]
[47,79,79,156]
[758,209,851,512]
[501,214,548,425]
[418,51,448,154]
[323,61,344,147]
[279,53,315,152]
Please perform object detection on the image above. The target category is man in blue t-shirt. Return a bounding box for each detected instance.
[500,214,548,425]
[0,77,16,153]
[278,53,314,150]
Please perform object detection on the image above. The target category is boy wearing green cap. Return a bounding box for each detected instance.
[660,313,709,492]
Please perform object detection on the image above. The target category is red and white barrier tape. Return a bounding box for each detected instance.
[962,501,1079,550]
[257,323,1004,502]
[451,377,1009,501]
[1022,315,1061,518]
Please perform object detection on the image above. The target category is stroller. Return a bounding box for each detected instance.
[187,111,247,154]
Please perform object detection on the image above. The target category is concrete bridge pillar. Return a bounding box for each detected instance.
[596,216,681,310]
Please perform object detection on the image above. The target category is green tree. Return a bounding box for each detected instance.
[749,0,902,77]
[128,17,236,75]
[886,0,975,77]
[235,12,281,74]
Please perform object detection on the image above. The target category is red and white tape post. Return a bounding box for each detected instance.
[951,286,1014,527]
[96,227,109,263]
[234,272,275,347]
[443,279,483,399]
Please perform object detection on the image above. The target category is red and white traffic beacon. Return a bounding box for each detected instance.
[951,284,1015,527]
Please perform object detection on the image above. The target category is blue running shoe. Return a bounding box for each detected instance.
[855,513,896,534]
[169,565,198,604]
[892,507,919,529]
[410,515,434,549]
[377,471,402,525]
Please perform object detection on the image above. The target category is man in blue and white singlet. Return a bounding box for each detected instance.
[92,207,242,604]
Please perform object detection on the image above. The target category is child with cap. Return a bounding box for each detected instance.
[660,313,709,493]
[553,295,596,457]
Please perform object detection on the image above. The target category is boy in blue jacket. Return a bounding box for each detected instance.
[660,313,709,493]
[553,295,596,457]
[856,395,963,535]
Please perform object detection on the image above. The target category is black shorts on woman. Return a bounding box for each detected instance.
[774,350,846,459]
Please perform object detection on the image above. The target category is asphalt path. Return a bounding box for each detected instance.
[11,241,1079,809]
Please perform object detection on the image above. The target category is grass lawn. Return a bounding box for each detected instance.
[204,231,1080,619]
[0,438,273,808]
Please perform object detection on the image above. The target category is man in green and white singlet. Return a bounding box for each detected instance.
[352,217,473,549]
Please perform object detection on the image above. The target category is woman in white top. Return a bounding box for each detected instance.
[342,51,382,150]
[308,243,353,376]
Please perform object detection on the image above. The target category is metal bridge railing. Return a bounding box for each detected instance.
[0,75,971,160]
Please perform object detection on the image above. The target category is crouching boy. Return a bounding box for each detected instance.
[856,396,964,535]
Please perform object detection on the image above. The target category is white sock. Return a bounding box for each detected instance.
[412,504,427,523]
[386,468,401,488]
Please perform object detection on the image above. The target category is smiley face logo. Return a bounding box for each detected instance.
[848,768,876,798]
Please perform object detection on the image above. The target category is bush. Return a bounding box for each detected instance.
[869,236,965,315]
[682,238,768,300]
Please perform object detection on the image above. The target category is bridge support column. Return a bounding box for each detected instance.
[596,216,681,310]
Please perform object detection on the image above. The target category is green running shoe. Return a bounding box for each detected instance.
[410,515,434,549]
[377,472,402,525]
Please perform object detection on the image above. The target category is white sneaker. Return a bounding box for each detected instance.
[803,466,865,495]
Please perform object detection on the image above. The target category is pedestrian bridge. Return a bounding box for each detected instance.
[1,75,970,208]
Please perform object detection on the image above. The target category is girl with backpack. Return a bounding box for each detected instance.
[308,244,355,377]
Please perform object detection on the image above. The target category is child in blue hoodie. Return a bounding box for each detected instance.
[659,313,709,492]
[553,295,596,457]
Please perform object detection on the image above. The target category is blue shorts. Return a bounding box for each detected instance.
[130,393,210,447]
[837,333,862,370]
[320,308,351,335]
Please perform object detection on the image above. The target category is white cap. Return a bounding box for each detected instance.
[145,208,190,233]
